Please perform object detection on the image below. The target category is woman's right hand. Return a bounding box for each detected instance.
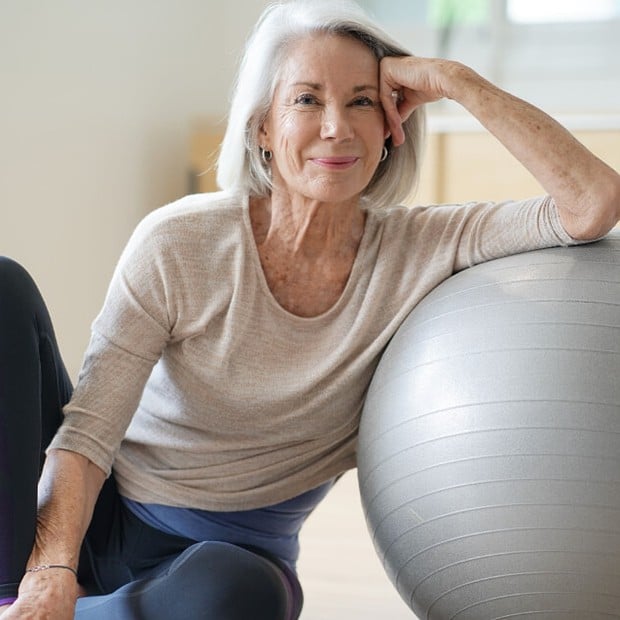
[1,570,78,619]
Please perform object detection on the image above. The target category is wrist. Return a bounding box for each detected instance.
[26,564,78,579]
[29,531,81,574]
[443,61,487,103]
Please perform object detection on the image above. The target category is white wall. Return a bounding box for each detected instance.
[0,0,267,379]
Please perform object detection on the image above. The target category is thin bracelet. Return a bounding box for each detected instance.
[26,564,78,579]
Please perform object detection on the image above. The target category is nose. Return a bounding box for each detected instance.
[320,105,354,141]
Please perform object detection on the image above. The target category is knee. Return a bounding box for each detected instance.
[0,257,43,319]
[165,542,294,620]
[0,256,34,289]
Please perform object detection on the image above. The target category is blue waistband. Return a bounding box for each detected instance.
[121,479,335,570]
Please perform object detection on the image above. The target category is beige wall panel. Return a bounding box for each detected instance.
[435,129,620,205]
[414,133,442,205]
[440,131,545,203]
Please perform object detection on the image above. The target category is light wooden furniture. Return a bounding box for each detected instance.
[188,120,225,194]
[418,119,620,205]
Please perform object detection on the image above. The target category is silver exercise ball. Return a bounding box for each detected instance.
[358,231,620,620]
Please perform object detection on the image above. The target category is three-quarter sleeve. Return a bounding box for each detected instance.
[48,209,175,474]
[436,195,579,272]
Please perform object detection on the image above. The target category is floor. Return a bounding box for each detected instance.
[297,471,419,620]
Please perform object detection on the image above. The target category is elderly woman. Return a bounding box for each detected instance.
[1,0,618,618]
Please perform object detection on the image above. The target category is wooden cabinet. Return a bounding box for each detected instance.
[188,121,223,194]
[418,124,620,205]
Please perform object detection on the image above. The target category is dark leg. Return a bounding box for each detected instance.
[76,540,303,620]
[78,493,303,619]
[0,257,73,600]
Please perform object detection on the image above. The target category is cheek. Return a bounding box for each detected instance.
[277,115,301,147]
[284,109,319,137]
[273,114,315,164]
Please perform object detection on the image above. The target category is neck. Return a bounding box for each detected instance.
[251,189,366,259]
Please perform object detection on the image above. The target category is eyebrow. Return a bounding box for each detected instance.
[290,81,378,93]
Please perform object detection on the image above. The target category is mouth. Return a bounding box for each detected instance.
[310,156,359,170]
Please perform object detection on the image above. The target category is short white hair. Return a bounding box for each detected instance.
[216,0,426,207]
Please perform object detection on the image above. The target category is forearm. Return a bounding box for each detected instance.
[446,64,620,240]
[30,449,105,570]
[1,450,106,618]
[381,56,620,240]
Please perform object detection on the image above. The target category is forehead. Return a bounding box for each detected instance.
[277,33,379,87]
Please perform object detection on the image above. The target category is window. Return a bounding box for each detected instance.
[507,0,620,24]
[358,0,620,113]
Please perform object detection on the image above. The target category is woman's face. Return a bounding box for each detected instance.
[261,33,388,206]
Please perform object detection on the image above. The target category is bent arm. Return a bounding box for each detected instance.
[32,449,105,571]
[381,57,620,240]
[4,450,105,619]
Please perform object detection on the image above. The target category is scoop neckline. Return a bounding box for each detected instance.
[241,194,372,324]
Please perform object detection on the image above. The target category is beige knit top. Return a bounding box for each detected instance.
[49,191,575,510]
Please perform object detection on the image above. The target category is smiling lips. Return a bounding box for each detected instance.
[311,156,359,169]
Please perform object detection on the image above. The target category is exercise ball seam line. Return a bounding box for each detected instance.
[409,548,620,610]
[376,327,620,365]
[395,298,620,339]
[359,415,620,486]
[401,293,620,319]
[441,589,620,620]
[359,451,620,501]
[427,252,620,281]
[392,525,620,594]
[445,255,620,282]
[494,610,620,619]
[361,451,620,516]
[380,345,620,367]
[410,276,620,314]
[378,320,620,352]
[360,426,620,502]
[358,399,620,456]
[369,477,620,551]
[362,471,620,525]
[380,500,620,564]
[383,501,620,537]
[426,575,620,620]
[364,347,620,406]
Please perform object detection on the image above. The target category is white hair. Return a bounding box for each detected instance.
[216,0,426,207]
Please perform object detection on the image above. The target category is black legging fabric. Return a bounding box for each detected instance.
[0,257,303,619]
[0,257,72,599]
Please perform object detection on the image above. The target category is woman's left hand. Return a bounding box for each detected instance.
[380,56,468,146]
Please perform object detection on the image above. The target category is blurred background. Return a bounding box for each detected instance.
[1,1,619,618]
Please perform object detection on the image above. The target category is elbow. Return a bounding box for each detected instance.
[560,171,620,241]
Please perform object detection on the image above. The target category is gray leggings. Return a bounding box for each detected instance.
[78,540,299,618]
[0,256,303,619]
[76,475,303,620]
[77,540,300,619]
[77,474,303,619]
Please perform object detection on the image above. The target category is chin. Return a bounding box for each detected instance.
[303,179,368,205]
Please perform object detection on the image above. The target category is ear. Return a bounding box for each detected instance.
[259,116,271,149]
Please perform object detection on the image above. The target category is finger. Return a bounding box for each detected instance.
[381,88,405,146]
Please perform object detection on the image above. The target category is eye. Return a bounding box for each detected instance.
[351,96,377,107]
[294,93,319,105]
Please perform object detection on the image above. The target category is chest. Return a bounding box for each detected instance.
[257,249,355,317]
